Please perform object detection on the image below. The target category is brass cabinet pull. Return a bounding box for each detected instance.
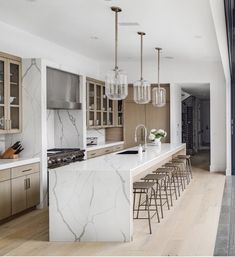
[27,178,30,189]
[24,178,27,190]
[22,169,32,173]
[91,153,96,156]
[4,119,7,130]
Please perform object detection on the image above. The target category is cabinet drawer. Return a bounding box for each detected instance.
[87,146,113,159]
[11,163,40,179]
[87,150,102,159]
[113,144,124,152]
[0,169,10,182]
[102,146,113,155]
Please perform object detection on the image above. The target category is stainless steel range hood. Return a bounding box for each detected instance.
[47,67,82,109]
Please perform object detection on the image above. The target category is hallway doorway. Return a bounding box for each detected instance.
[181,83,210,170]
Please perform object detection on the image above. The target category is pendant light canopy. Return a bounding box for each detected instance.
[152,47,166,107]
[133,32,151,104]
[105,6,128,100]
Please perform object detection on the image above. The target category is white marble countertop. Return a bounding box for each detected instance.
[49,142,186,242]
[52,143,185,176]
[86,141,124,151]
[0,157,40,170]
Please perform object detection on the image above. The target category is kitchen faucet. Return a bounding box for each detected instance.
[134,124,147,151]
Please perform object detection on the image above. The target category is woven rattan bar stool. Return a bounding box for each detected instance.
[133,181,160,234]
[153,167,177,206]
[177,154,193,179]
[141,173,170,219]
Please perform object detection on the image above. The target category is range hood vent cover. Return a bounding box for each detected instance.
[47,67,82,110]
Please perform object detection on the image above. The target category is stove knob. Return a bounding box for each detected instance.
[56,158,61,163]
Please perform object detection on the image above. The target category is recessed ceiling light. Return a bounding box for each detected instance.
[164,56,174,59]
[90,36,99,40]
[119,22,140,26]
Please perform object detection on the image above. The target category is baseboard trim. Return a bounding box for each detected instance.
[210,165,226,173]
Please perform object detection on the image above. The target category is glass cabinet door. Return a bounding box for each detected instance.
[95,84,102,126]
[9,61,21,131]
[0,58,7,131]
[87,82,95,127]
[117,101,123,126]
[108,99,114,126]
[102,86,108,126]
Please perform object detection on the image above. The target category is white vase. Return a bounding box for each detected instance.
[154,138,161,147]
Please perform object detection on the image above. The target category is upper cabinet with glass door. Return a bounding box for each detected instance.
[87,78,116,128]
[0,52,22,134]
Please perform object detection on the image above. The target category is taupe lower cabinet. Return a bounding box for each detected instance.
[0,179,11,220]
[0,163,40,221]
[11,172,40,215]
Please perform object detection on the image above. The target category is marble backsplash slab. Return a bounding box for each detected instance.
[47,109,83,149]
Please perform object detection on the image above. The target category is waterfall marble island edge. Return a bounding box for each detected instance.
[49,143,186,242]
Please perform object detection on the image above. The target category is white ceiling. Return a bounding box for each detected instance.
[0,0,220,63]
[181,83,210,99]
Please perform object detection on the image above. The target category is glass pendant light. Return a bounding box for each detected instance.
[152,47,166,107]
[133,32,151,104]
[105,7,128,100]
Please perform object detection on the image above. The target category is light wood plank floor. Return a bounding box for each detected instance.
[0,153,225,256]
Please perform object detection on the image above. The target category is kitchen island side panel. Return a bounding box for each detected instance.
[49,166,132,242]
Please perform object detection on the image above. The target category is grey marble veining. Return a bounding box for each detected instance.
[47,109,83,149]
[49,143,185,242]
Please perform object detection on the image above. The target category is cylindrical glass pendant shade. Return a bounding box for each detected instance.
[105,69,128,100]
[152,87,166,107]
[133,79,151,104]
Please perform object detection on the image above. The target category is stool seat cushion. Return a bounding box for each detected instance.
[155,167,174,173]
[142,174,165,181]
[172,159,185,163]
[178,155,190,159]
[133,181,155,189]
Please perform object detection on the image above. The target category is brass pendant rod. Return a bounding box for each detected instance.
[141,33,143,80]
[115,10,118,70]
[111,7,122,71]
[155,47,162,88]
[138,32,146,81]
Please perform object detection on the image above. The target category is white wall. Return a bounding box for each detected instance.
[170,84,182,144]
[209,0,231,175]
[100,59,226,172]
[0,21,100,78]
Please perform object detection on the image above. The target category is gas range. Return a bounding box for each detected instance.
[47,148,85,169]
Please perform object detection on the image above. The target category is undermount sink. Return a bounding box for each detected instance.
[117,150,138,155]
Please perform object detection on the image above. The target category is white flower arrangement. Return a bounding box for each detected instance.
[149,128,167,141]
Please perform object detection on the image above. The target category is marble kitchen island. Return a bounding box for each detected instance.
[49,143,185,242]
